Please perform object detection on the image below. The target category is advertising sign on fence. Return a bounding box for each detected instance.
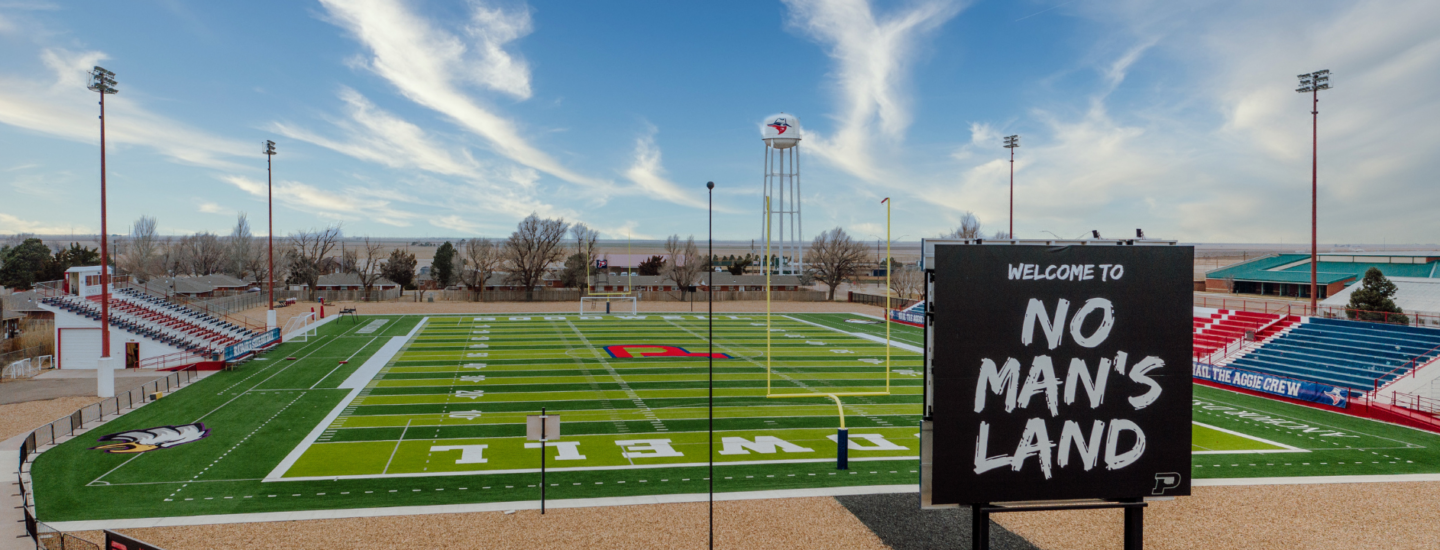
[106,530,166,550]
[922,242,1193,506]
[890,302,925,327]
[223,328,281,362]
[1192,362,1348,409]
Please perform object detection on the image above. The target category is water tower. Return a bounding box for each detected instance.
[761,113,803,275]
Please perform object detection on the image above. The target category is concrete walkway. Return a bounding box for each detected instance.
[0,370,168,406]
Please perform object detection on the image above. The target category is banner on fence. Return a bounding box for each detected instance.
[1192,362,1348,409]
[890,302,925,327]
[223,328,281,362]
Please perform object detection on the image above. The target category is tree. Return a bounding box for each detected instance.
[727,255,753,276]
[942,211,982,239]
[432,241,457,289]
[571,223,599,296]
[285,225,343,300]
[890,264,922,302]
[226,214,259,281]
[991,230,1010,240]
[0,239,53,290]
[663,235,702,296]
[120,216,161,282]
[174,232,226,276]
[806,227,869,301]
[381,248,417,299]
[40,243,101,282]
[501,214,569,301]
[461,238,502,302]
[637,255,665,276]
[1347,267,1408,324]
[558,253,589,290]
[354,237,387,299]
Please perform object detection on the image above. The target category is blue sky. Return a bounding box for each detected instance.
[2,0,1438,244]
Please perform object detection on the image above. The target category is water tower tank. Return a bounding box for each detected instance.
[761,114,802,149]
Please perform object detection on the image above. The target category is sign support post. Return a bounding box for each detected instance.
[527,410,559,515]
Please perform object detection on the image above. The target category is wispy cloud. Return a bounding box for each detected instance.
[622,125,715,212]
[0,49,249,170]
[0,212,78,234]
[783,0,965,181]
[318,0,604,187]
[221,174,417,227]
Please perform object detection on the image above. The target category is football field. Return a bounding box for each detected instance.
[29,312,1440,526]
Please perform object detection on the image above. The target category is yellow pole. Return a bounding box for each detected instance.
[765,196,772,396]
[828,394,846,429]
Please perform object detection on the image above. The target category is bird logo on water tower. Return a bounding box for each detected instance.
[760,113,803,275]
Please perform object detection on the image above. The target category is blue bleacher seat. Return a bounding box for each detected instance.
[1226,317,1440,391]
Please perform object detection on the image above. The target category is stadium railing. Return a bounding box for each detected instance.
[16,364,204,531]
[1370,342,1440,396]
[848,291,918,308]
[1195,295,1440,329]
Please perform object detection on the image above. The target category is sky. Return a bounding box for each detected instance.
[1,0,1438,245]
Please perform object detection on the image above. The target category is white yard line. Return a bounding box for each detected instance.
[1191,421,1307,454]
[267,455,914,483]
[310,336,379,390]
[784,315,923,353]
[263,317,429,482]
[45,484,919,531]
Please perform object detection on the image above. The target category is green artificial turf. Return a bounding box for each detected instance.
[28,312,1440,524]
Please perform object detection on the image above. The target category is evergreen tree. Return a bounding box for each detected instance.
[558,253,588,289]
[1347,267,1408,324]
[382,248,417,296]
[431,241,457,289]
[637,255,665,276]
[0,239,54,290]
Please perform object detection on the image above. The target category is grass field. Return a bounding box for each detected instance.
[29,311,1440,524]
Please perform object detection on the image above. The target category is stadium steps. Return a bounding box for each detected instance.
[1192,309,1298,359]
[1222,317,1440,392]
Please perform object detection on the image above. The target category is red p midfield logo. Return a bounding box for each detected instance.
[604,345,731,359]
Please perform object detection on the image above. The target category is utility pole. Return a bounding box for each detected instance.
[88,66,117,398]
[1296,70,1331,313]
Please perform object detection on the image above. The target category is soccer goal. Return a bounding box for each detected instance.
[580,296,637,315]
[282,312,318,342]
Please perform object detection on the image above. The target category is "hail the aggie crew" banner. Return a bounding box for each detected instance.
[926,243,1192,504]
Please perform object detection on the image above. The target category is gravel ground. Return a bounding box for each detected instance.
[993,482,1440,550]
[238,300,887,329]
[0,396,103,441]
[81,497,887,550]
[837,493,1040,550]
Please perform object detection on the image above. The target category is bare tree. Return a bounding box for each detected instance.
[286,225,343,300]
[807,227,869,301]
[175,232,225,275]
[571,223,599,296]
[226,213,261,281]
[663,234,702,297]
[991,230,1010,240]
[461,238,503,302]
[119,216,161,282]
[354,237,387,300]
[502,214,569,301]
[942,212,983,239]
[889,264,922,302]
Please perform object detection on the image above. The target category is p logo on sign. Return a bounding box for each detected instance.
[1152,472,1183,495]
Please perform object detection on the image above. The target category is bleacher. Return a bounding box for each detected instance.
[1193,309,1298,358]
[41,288,261,358]
[1225,317,1440,392]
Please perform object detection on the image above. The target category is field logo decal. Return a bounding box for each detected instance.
[92,423,210,453]
[604,344,731,359]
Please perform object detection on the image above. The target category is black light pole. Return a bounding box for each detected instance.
[706,180,715,550]
[1003,135,1020,238]
[264,140,277,329]
[1296,70,1330,312]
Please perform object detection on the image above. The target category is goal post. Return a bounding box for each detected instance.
[580,296,636,315]
[282,312,318,342]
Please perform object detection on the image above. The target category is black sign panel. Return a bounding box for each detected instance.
[929,244,1192,504]
[106,530,167,550]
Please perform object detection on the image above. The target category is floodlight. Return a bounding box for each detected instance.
[264,140,277,156]
[1091,230,1101,239]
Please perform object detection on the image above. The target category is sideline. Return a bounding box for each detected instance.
[43,483,917,531]
[263,317,429,481]
[784,315,923,353]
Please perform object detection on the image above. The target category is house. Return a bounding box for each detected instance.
[585,273,803,292]
[314,273,401,291]
[147,275,251,298]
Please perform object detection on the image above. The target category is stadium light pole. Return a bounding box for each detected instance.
[706,181,715,550]
[88,66,117,398]
[1003,135,1020,238]
[264,140,277,330]
[1296,70,1331,313]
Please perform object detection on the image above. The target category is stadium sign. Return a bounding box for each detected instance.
[921,241,1192,506]
[890,302,924,327]
[223,328,281,362]
[1193,363,1348,409]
